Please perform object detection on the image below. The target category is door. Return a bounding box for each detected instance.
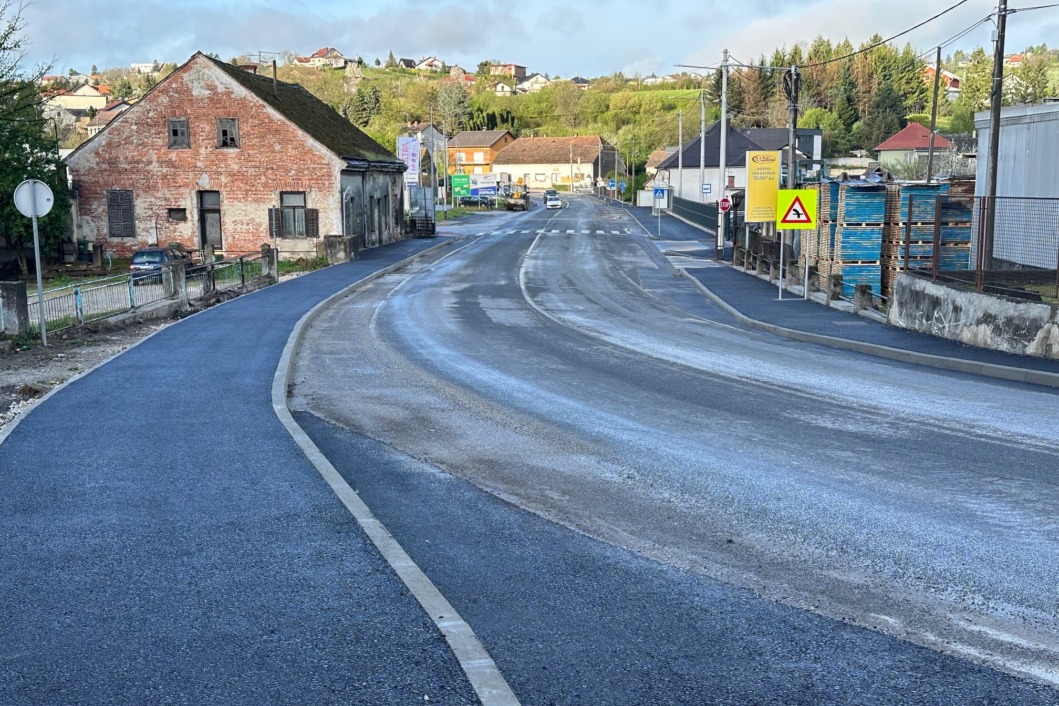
[198,191,222,250]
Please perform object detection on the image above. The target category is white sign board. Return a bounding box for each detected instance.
[701,183,712,195]
[14,179,54,218]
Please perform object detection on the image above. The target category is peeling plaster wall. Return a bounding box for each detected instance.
[65,56,345,257]
[888,272,1059,359]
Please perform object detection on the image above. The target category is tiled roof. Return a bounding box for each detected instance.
[658,122,763,169]
[203,53,399,163]
[448,129,514,148]
[645,148,673,170]
[311,47,339,58]
[874,122,952,152]
[493,136,604,165]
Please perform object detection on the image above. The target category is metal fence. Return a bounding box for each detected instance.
[25,252,271,334]
[672,197,719,232]
[901,195,1059,303]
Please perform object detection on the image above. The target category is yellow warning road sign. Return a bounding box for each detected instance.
[776,189,818,230]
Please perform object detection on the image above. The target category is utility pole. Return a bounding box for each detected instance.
[677,110,683,199]
[984,0,1008,270]
[569,143,574,191]
[631,138,636,204]
[699,90,706,204]
[925,46,942,183]
[780,65,800,300]
[718,48,729,259]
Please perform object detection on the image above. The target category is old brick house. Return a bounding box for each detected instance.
[65,52,406,258]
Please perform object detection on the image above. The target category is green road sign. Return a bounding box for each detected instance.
[451,174,471,197]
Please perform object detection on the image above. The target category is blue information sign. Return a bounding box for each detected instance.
[654,187,666,200]
[608,179,616,189]
[618,181,627,191]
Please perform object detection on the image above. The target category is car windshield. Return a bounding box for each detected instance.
[132,252,163,264]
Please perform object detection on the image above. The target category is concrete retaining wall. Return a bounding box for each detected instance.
[888,272,1059,359]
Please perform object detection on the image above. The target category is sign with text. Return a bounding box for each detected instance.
[745,151,781,222]
[776,189,818,230]
[451,174,471,197]
[396,137,421,186]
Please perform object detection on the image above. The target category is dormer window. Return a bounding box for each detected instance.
[217,118,239,148]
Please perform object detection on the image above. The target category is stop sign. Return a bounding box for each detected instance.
[719,196,732,213]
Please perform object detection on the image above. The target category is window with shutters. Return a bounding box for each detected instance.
[168,118,189,148]
[280,192,305,237]
[269,194,318,238]
[106,190,135,238]
[217,118,239,148]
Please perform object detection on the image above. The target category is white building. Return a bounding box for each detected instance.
[492,135,621,189]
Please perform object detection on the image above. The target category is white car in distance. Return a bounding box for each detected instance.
[545,190,562,209]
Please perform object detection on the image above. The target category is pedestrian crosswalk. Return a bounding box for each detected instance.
[474,227,639,237]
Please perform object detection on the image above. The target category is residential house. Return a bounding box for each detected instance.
[44,83,108,119]
[305,47,347,69]
[416,57,445,72]
[396,58,416,69]
[645,147,677,177]
[449,65,468,77]
[492,135,621,189]
[130,62,160,75]
[921,66,961,101]
[86,99,134,136]
[567,76,590,90]
[492,82,514,97]
[517,73,552,93]
[1004,53,1026,68]
[874,122,952,166]
[642,74,676,86]
[656,122,765,201]
[488,64,527,80]
[447,130,516,175]
[64,52,406,259]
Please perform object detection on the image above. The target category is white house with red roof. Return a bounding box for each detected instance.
[874,123,952,165]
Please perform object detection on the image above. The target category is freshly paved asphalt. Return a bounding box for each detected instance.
[626,205,1059,383]
[0,238,480,705]
[3,200,1058,704]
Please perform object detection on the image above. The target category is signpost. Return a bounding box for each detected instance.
[451,174,471,198]
[774,188,818,300]
[653,187,667,236]
[608,179,615,189]
[701,183,712,195]
[13,179,54,346]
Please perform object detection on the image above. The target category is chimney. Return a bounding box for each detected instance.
[272,60,278,97]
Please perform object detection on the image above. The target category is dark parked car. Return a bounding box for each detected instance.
[458,195,495,208]
[129,247,192,280]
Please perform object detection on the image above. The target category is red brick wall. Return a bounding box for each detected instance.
[67,56,344,257]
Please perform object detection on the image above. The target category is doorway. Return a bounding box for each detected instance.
[198,191,222,251]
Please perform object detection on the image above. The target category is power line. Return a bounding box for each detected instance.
[917,15,994,61]
[801,0,974,68]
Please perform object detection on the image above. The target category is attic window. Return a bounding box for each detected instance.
[168,118,189,148]
[217,118,239,148]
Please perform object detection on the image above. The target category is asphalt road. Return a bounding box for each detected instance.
[0,239,481,705]
[293,194,1059,703]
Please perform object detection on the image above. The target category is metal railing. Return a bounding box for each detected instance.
[672,197,719,232]
[24,251,272,334]
[902,195,1059,303]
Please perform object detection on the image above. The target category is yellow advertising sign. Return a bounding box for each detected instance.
[776,189,818,230]
[745,151,781,222]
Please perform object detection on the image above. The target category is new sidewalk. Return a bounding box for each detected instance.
[626,204,1059,389]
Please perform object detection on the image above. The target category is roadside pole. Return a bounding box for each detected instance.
[13,179,55,347]
[718,49,729,259]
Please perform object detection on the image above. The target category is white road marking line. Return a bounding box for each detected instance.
[566,230,574,234]
[611,230,620,234]
[596,230,604,234]
[550,229,559,233]
[272,240,521,706]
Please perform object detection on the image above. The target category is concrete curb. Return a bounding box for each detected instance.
[677,268,1059,390]
[271,237,521,706]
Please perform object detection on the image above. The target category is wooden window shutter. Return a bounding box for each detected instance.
[305,208,319,237]
[268,208,281,238]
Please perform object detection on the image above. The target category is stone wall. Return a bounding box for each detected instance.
[888,272,1059,359]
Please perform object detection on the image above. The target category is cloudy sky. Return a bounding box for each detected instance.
[22,0,1058,78]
